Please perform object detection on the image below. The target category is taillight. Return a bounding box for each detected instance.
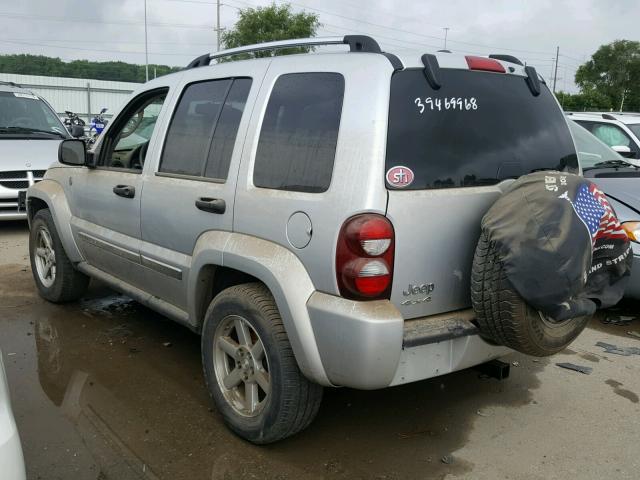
[465,55,506,73]
[336,214,395,300]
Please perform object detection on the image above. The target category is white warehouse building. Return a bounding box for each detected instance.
[0,72,140,123]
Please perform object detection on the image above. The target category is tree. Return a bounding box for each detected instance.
[555,90,612,112]
[0,54,181,82]
[220,3,320,60]
[575,40,640,111]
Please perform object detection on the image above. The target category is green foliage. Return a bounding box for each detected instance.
[0,54,181,82]
[220,3,320,61]
[575,40,640,111]
[555,90,613,111]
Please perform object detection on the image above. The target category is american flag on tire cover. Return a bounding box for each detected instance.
[572,182,628,244]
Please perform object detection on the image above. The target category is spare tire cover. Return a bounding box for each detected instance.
[481,171,632,321]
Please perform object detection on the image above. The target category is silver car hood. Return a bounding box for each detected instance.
[592,177,640,215]
[0,139,61,171]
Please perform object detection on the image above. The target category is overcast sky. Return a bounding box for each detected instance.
[0,0,638,91]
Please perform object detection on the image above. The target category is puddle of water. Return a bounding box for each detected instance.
[0,264,546,480]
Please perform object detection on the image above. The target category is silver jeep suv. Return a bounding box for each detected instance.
[27,36,578,443]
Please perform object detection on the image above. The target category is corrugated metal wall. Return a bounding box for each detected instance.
[0,73,140,122]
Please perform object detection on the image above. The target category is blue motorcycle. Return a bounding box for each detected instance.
[89,107,108,144]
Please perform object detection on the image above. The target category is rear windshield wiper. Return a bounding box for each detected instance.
[585,159,638,170]
[0,126,67,139]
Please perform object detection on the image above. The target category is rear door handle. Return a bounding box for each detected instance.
[113,185,135,198]
[195,197,226,214]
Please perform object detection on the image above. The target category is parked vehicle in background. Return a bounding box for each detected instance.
[0,350,27,480]
[62,110,85,132]
[567,112,640,159]
[27,36,581,443]
[0,81,71,220]
[568,119,640,299]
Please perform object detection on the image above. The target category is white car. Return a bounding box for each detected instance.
[0,349,26,480]
[0,81,72,220]
[566,112,640,160]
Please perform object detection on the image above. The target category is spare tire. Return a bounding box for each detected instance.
[471,231,590,356]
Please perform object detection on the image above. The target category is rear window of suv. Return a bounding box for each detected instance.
[385,68,578,190]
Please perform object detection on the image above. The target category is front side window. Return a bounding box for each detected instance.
[160,78,252,179]
[100,90,167,170]
[587,122,633,148]
[0,92,67,139]
[253,72,345,193]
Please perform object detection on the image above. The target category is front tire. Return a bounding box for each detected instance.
[201,283,323,444]
[29,209,89,303]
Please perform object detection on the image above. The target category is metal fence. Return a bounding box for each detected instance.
[0,73,140,123]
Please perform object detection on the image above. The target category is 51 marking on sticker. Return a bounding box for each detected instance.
[386,166,414,188]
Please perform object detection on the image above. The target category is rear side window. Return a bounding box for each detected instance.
[204,78,252,179]
[160,78,251,179]
[253,73,345,193]
[386,69,578,190]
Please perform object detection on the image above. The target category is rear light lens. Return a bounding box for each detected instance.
[465,55,506,73]
[622,221,640,243]
[336,214,395,300]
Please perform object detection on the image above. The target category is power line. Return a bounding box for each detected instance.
[0,11,214,29]
[0,38,200,57]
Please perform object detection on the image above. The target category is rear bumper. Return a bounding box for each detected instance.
[307,292,510,389]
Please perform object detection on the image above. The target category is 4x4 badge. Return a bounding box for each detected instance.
[386,166,414,188]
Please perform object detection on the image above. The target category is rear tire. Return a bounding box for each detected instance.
[471,231,589,356]
[29,209,89,303]
[201,283,323,444]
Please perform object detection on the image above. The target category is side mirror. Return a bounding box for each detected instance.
[58,139,86,166]
[70,125,85,138]
[612,145,635,158]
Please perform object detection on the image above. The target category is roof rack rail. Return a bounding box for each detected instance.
[185,35,383,69]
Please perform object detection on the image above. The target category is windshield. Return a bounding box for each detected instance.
[628,123,640,140]
[568,120,638,169]
[385,68,578,189]
[0,91,67,138]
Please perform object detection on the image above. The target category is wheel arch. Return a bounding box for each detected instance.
[27,180,84,263]
[189,231,332,387]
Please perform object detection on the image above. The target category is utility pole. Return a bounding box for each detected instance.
[552,46,559,93]
[216,0,221,52]
[144,0,149,82]
[443,27,449,50]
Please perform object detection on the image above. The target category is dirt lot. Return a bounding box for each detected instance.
[1,220,639,480]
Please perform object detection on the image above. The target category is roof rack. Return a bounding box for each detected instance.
[185,35,383,69]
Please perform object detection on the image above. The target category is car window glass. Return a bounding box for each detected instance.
[101,91,167,170]
[160,80,232,177]
[627,123,640,140]
[204,78,252,180]
[590,123,632,148]
[386,69,577,190]
[0,92,66,137]
[568,120,624,168]
[253,73,345,193]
